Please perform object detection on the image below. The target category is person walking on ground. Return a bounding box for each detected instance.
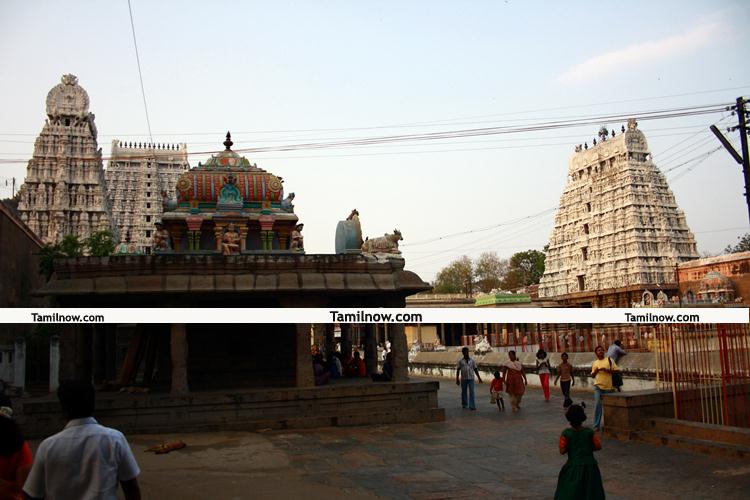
[606,340,626,392]
[23,380,142,500]
[591,346,620,431]
[554,352,575,408]
[502,350,527,412]
[554,403,605,500]
[536,348,551,402]
[456,347,483,410]
[0,395,32,500]
[490,370,505,412]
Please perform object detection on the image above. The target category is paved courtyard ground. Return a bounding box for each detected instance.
[110,377,750,499]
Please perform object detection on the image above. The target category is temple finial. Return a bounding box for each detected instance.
[223,131,233,150]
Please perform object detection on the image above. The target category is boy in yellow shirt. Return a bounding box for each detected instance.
[591,345,619,431]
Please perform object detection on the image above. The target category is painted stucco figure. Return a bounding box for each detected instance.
[361,229,402,254]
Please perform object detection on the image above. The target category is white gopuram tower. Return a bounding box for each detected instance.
[16,74,115,245]
[105,141,189,254]
[538,119,699,299]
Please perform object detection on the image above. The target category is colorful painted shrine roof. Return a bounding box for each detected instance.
[176,171,283,204]
[198,132,260,170]
[176,132,284,205]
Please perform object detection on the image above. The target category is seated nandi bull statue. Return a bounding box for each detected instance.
[361,229,402,254]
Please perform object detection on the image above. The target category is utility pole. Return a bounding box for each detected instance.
[711,96,750,223]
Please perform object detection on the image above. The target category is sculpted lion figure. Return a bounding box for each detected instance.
[361,229,402,254]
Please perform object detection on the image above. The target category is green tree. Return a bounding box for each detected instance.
[433,256,474,296]
[724,233,750,254]
[501,249,546,290]
[59,235,83,257]
[474,252,508,293]
[85,230,116,256]
[39,235,83,281]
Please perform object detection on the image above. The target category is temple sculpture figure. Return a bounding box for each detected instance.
[160,132,301,252]
[362,229,403,255]
[335,209,364,254]
[221,223,241,255]
[290,223,304,252]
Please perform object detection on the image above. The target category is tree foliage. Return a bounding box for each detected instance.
[85,230,116,257]
[433,256,474,296]
[39,231,115,280]
[431,249,545,296]
[501,249,546,290]
[474,252,508,293]
[724,233,750,254]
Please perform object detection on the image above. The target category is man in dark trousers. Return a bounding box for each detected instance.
[23,380,141,500]
[456,346,483,410]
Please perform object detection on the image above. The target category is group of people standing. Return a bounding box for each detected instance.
[457,343,624,422]
[456,343,626,499]
[456,347,528,412]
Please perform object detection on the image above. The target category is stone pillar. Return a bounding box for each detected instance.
[171,229,184,252]
[295,324,314,387]
[364,324,378,375]
[186,216,203,251]
[390,323,408,381]
[13,338,26,392]
[340,323,352,358]
[312,323,326,349]
[277,228,290,250]
[92,325,106,384]
[170,323,189,395]
[237,223,249,252]
[49,335,60,392]
[213,225,224,252]
[325,323,336,358]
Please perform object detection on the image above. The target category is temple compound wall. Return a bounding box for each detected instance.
[105,141,189,254]
[677,251,750,306]
[16,75,115,245]
[539,120,699,302]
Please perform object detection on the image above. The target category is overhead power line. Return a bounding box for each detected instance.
[0,102,731,165]
[127,0,153,144]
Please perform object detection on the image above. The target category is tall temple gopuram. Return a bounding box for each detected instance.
[105,140,189,253]
[16,74,115,244]
[538,119,699,306]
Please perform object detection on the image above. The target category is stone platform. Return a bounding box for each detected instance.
[18,379,444,439]
[49,376,749,499]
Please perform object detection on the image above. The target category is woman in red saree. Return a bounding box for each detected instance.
[502,350,528,412]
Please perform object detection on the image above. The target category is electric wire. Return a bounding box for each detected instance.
[127,0,154,144]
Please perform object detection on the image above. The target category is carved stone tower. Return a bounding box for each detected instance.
[16,74,115,245]
[538,120,699,299]
[105,141,189,254]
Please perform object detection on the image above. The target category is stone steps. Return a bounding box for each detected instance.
[111,407,447,435]
[630,429,750,460]
[641,417,750,447]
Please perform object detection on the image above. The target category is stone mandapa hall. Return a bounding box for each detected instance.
[11,75,443,437]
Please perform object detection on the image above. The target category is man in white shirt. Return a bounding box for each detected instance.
[455,347,483,410]
[23,380,141,500]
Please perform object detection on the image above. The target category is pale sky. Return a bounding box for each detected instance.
[1,1,749,282]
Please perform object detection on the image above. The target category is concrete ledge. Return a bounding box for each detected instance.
[19,380,443,438]
[643,417,750,447]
